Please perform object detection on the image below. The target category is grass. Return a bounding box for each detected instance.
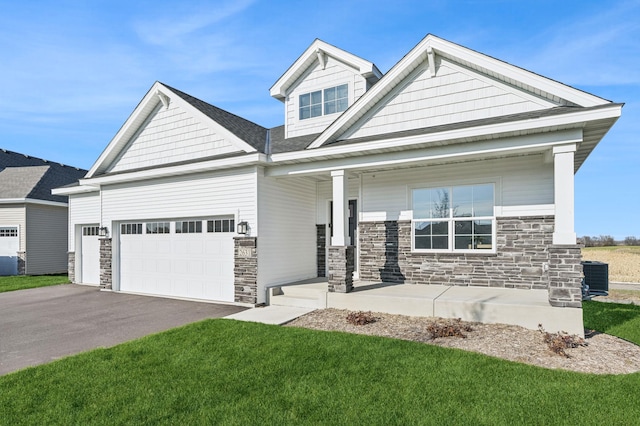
[582,246,640,282]
[0,274,69,293]
[2,303,640,425]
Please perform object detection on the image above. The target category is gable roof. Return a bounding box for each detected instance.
[307,34,614,149]
[86,82,266,178]
[0,163,87,203]
[270,39,382,101]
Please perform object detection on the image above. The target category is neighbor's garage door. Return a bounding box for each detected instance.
[119,218,235,302]
[0,226,19,275]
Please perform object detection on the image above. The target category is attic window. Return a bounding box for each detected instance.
[299,84,348,120]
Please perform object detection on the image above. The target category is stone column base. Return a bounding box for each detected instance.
[234,237,258,304]
[548,245,582,308]
[99,238,112,289]
[17,251,26,275]
[68,252,76,283]
[328,246,354,293]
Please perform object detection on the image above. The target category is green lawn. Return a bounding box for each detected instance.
[2,302,640,425]
[0,274,68,293]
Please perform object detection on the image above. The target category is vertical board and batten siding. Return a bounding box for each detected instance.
[68,192,101,251]
[346,58,555,140]
[25,204,68,275]
[257,172,316,301]
[360,155,553,221]
[286,56,367,139]
[101,167,258,233]
[316,177,361,224]
[0,205,25,250]
[109,101,242,174]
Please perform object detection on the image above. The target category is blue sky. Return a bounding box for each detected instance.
[0,0,638,238]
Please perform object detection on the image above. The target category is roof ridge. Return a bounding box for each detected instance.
[0,147,85,171]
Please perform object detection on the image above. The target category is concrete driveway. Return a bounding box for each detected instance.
[0,284,246,376]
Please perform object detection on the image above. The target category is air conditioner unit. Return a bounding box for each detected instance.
[582,261,609,296]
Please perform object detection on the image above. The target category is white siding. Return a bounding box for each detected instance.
[101,167,258,234]
[360,155,553,221]
[348,58,555,140]
[68,193,101,251]
[316,177,361,224]
[25,204,68,275]
[257,172,316,302]
[109,101,241,173]
[0,205,25,251]
[286,56,367,139]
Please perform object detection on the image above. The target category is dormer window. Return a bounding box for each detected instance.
[299,84,348,120]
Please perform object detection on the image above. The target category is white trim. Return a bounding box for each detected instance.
[308,34,611,149]
[80,153,266,186]
[51,185,100,196]
[270,39,382,100]
[0,198,68,207]
[267,129,583,177]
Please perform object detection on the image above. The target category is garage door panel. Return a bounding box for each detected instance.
[120,219,234,302]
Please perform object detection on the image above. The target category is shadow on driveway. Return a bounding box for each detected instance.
[0,284,246,375]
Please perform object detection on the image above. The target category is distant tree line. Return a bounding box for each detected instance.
[578,235,640,247]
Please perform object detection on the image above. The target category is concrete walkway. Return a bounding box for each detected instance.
[224,306,315,325]
[0,284,246,376]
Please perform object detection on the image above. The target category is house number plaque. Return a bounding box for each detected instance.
[238,247,252,258]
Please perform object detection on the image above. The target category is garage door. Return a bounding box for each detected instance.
[0,226,19,276]
[119,218,235,302]
[81,226,101,284]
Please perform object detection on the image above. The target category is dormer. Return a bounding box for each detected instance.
[270,39,382,139]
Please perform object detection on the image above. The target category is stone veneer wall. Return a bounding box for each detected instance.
[68,252,75,283]
[99,238,112,289]
[328,246,354,293]
[234,237,257,304]
[359,217,581,301]
[316,225,326,277]
[17,251,26,275]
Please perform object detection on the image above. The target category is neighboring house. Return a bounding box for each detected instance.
[0,150,87,275]
[54,35,621,316]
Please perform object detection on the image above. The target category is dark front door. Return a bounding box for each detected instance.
[329,199,357,246]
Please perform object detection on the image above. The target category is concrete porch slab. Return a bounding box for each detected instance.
[224,305,315,325]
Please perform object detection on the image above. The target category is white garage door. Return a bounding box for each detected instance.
[81,226,101,284]
[0,226,19,276]
[119,218,235,302]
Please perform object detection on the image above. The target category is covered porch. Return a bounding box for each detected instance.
[268,278,585,336]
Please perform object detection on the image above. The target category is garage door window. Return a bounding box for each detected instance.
[146,222,170,234]
[121,223,143,235]
[0,227,18,237]
[82,226,100,236]
[207,218,235,233]
[175,220,202,233]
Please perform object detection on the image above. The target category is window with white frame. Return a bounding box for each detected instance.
[412,183,495,252]
[175,220,202,234]
[207,218,235,233]
[121,223,143,235]
[82,226,100,236]
[146,222,170,234]
[299,84,348,120]
[0,227,18,237]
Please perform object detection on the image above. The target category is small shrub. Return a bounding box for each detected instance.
[346,311,377,326]
[427,318,473,339]
[538,324,587,358]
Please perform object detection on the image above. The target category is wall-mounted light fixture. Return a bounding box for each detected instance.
[236,221,248,235]
[99,226,109,237]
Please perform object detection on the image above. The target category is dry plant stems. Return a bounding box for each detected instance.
[538,324,588,358]
[427,318,473,339]
[346,311,377,326]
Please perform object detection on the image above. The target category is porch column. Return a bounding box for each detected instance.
[331,170,349,246]
[328,170,354,293]
[552,144,577,245]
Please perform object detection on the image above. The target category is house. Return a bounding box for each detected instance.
[0,149,87,275]
[54,35,621,329]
